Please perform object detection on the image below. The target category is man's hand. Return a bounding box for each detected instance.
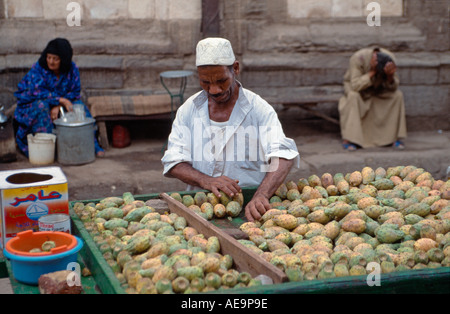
[244,158,295,222]
[245,193,271,222]
[369,52,378,77]
[203,176,241,199]
[168,163,241,199]
[384,61,397,82]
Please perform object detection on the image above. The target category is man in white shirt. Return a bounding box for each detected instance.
[162,38,300,222]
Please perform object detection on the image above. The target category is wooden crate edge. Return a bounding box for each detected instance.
[160,192,288,284]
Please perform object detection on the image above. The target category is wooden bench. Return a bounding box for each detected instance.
[87,94,173,150]
[266,94,343,125]
[88,93,343,149]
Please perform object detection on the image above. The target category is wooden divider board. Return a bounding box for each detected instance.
[160,193,288,284]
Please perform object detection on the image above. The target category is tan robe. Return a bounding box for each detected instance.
[338,48,407,148]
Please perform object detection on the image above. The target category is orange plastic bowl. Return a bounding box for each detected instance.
[5,230,77,256]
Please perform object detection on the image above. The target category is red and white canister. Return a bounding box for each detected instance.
[38,214,71,233]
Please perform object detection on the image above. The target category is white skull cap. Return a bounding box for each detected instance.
[196,37,236,66]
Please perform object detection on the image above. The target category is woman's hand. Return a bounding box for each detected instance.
[50,106,60,121]
[59,97,74,112]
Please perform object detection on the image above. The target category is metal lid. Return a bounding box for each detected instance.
[54,117,95,127]
[0,105,7,123]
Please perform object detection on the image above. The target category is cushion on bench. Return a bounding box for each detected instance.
[87,94,172,117]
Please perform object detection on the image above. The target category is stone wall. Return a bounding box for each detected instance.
[0,0,448,131]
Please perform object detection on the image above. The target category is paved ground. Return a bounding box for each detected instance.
[0,116,449,293]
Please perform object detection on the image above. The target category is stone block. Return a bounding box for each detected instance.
[243,52,349,70]
[0,21,56,54]
[167,0,201,20]
[401,85,448,117]
[242,68,343,88]
[6,0,43,18]
[128,0,155,19]
[0,91,17,108]
[395,52,443,68]
[154,0,169,20]
[287,0,333,18]
[123,69,160,89]
[0,56,5,72]
[363,0,403,17]
[438,66,450,84]
[399,68,439,85]
[249,85,344,104]
[4,54,39,70]
[247,24,311,53]
[42,0,73,19]
[0,0,5,18]
[168,20,201,55]
[0,71,27,91]
[80,70,123,89]
[332,0,364,17]
[53,20,175,55]
[74,55,123,70]
[83,0,128,19]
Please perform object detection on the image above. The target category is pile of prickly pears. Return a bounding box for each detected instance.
[73,192,260,294]
[238,165,450,282]
[170,191,244,220]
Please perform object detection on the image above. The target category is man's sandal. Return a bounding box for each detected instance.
[342,141,357,151]
[392,140,405,150]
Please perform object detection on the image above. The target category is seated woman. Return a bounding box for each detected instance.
[14,37,105,157]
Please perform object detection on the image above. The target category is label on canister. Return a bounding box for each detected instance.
[38,214,71,233]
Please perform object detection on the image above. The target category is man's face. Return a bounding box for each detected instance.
[198,62,239,105]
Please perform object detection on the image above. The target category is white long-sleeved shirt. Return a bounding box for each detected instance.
[161,85,300,190]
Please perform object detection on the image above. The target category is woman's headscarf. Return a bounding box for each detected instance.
[38,38,73,74]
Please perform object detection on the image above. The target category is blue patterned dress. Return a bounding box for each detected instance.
[14,61,103,156]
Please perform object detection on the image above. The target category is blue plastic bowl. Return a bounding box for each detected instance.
[3,236,84,285]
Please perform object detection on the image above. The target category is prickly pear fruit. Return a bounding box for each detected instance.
[357,197,378,210]
[182,195,195,207]
[172,276,190,293]
[272,214,298,230]
[402,203,430,217]
[349,171,363,187]
[104,218,129,230]
[124,206,153,222]
[204,272,221,289]
[126,235,151,254]
[341,218,366,234]
[226,201,242,217]
[221,272,238,287]
[376,226,404,243]
[414,238,438,252]
[170,192,182,202]
[275,183,289,199]
[177,266,203,281]
[155,278,173,294]
[370,179,395,190]
[206,236,220,253]
[213,204,226,218]
[194,192,207,206]
[41,241,56,252]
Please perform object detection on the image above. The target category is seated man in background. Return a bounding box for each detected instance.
[338,47,407,151]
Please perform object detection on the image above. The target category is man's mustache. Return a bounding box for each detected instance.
[210,92,225,98]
